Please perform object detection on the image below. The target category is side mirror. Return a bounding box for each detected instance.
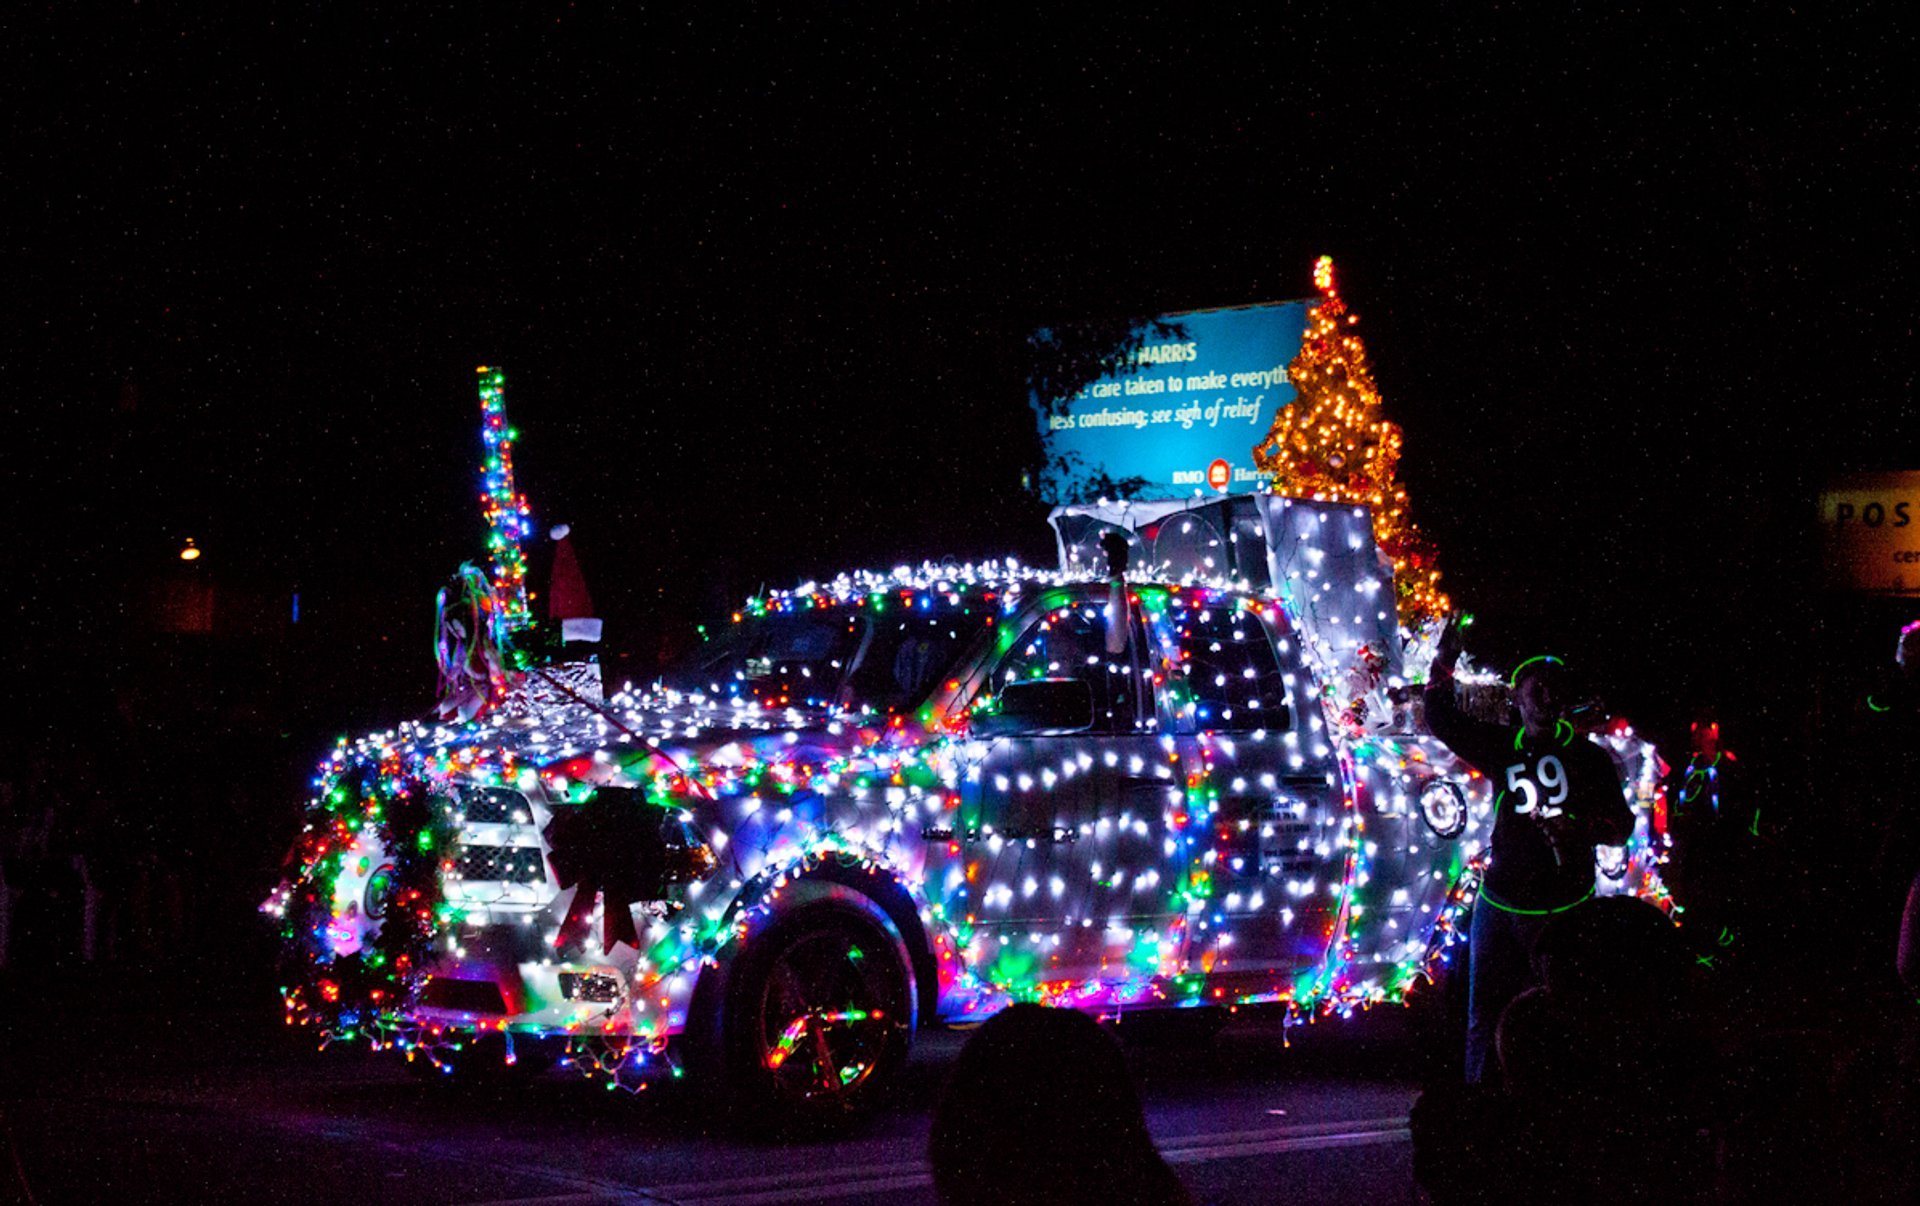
[974,678,1094,737]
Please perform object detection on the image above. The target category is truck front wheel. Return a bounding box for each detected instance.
[719,901,915,1130]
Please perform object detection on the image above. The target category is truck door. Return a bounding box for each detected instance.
[956,590,1177,997]
[1156,591,1345,994]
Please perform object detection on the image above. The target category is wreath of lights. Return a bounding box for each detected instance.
[267,745,461,1044]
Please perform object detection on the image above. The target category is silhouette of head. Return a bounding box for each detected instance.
[1510,656,1567,736]
[1495,986,1578,1098]
[1535,895,1688,1018]
[928,1003,1189,1206]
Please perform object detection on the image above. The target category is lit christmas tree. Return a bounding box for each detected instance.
[1254,257,1449,625]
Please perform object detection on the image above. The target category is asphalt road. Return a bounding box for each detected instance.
[2,978,1437,1206]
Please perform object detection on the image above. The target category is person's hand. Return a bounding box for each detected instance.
[1538,810,1579,863]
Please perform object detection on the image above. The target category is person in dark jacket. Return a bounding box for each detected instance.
[1884,620,1920,993]
[1426,616,1635,1083]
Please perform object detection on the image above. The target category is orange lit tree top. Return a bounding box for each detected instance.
[1253,257,1450,625]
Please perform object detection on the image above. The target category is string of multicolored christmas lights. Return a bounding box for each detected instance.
[475,366,534,631]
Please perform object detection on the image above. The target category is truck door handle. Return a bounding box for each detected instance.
[924,825,1076,843]
[1005,826,1077,844]
[922,826,984,842]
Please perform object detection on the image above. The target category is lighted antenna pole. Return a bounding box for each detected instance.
[476,366,533,630]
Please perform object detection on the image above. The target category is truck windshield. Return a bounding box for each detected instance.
[664,611,866,709]
[664,594,997,715]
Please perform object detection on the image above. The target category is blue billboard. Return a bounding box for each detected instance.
[1035,302,1309,502]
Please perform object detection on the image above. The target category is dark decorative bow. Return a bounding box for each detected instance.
[542,787,667,954]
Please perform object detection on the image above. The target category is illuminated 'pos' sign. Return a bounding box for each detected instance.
[1034,303,1310,503]
[1820,471,1920,595]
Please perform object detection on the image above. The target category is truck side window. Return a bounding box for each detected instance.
[993,602,1144,732]
[844,606,995,712]
[1165,596,1291,731]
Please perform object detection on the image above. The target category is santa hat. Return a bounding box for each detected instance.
[547,524,601,643]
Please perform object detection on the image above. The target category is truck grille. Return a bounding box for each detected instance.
[456,786,531,824]
[455,844,546,883]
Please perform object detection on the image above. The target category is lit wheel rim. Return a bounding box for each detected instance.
[754,929,905,1104]
[1420,780,1468,840]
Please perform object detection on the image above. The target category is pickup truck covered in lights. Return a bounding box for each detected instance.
[266,493,1665,1123]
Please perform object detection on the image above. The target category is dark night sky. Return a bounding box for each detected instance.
[7,3,1918,745]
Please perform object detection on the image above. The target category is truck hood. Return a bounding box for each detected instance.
[420,685,910,806]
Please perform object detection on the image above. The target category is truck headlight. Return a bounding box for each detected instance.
[1419,780,1468,840]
